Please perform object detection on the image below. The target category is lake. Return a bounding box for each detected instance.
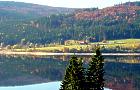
[0,54,140,90]
[0,81,111,90]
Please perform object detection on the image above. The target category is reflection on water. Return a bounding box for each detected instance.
[0,55,67,86]
[0,55,140,90]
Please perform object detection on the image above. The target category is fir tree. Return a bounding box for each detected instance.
[60,48,104,90]
[76,58,86,90]
[86,48,105,90]
[60,67,72,90]
[60,56,85,90]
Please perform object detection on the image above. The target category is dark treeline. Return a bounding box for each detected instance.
[34,12,140,43]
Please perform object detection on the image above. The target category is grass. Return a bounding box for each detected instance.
[13,45,90,52]
[13,39,140,52]
[36,45,90,51]
[108,39,140,43]
[103,39,140,49]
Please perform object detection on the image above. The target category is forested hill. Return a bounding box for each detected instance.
[0,1,140,45]
[0,1,76,20]
[75,2,140,20]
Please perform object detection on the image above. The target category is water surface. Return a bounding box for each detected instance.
[0,55,140,90]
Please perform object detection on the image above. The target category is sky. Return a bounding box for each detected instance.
[0,0,140,8]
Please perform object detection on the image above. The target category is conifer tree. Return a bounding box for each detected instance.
[60,56,85,90]
[86,48,104,90]
[76,58,86,90]
[60,66,72,90]
[60,48,104,90]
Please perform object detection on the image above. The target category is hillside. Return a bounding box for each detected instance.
[28,1,140,43]
[0,1,76,20]
[0,1,140,45]
[75,2,140,20]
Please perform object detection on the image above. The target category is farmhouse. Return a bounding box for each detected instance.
[64,40,88,45]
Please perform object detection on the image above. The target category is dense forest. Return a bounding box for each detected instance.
[0,1,140,45]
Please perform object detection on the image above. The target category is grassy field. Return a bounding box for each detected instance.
[101,39,140,49]
[13,39,140,52]
[14,45,91,52]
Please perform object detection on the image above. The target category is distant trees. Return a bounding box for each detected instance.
[20,38,26,46]
[60,48,104,90]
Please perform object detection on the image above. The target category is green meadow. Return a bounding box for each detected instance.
[12,39,140,53]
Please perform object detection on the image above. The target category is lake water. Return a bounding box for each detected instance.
[0,55,140,90]
[0,82,61,90]
[0,81,111,90]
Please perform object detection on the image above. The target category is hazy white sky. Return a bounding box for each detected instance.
[0,0,140,8]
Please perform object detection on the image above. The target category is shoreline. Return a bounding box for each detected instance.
[0,50,140,56]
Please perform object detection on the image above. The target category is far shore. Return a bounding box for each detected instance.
[0,50,140,56]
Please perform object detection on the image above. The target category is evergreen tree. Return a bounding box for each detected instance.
[60,67,72,90]
[60,56,85,90]
[86,48,105,90]
[60,49,104,90]
[76,58,86,90]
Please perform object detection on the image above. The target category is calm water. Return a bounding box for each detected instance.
[0,81,110,90]
[0,55,140,90]
[0,82,61,90]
